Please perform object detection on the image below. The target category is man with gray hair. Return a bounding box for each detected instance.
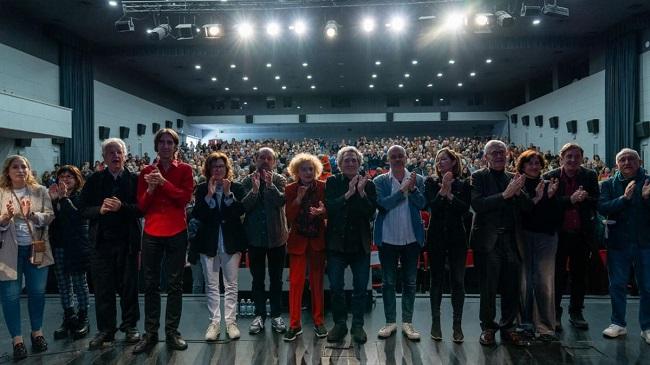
[80,138,142,349]
[598,148,650,343]
[471,139,531,346]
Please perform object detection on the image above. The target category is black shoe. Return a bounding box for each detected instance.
[326,323,348,343]
[165,332,188,351]
[124,327,141,344]
[350,326,367,344]
[132,333,158,354]
[452,321,464,343]
[569,311,589,330]
[13,342,27,361]
[89,331,114,350]
[73,310,89,340]
[54,308,77,340]
[314,325,328,338]
[30,335,48,353]
[430,316,442,341]
[283,327,303,342]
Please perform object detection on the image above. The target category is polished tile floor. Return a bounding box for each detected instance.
[0,295,647,364]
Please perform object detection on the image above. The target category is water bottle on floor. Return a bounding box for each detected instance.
[246,299,254,317]
[239,299,246,317]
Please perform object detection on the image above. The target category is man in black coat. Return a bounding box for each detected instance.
[80,138,143,349]
[470,140,531,346]
[543,143,599,331]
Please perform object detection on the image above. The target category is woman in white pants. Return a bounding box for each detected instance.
[190,152,247,341]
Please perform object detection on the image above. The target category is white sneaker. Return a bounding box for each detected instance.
[227,323,241,339]
[402,323,421,341]
[602,324,627,338]
[205,322,220,341]
[641,330,650,344]
[378,323,397,339]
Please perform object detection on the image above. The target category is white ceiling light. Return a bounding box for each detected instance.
[293,20,307,35]
[375,60,381,66]
[194,64,202,70]
[361,17,376,33]
[398,83,404,88]
[324,20,338,39]
[230,64,236,69]
[475,14,489,27]
[302,62,308,67]
[281,85,287,90]
[211,76,217,82]
[404,73,410,78]
[411,60,418,65]
[202,24,222,38]
[371,74,377,78]
[236,22,254,38]
[252,86,258,90]
[532,19,541,25]
[444,12,465,32]
[108,0,118,6]
[266,22,281,37]
[448,59,455,64]
[310,85,316,89]
[387,16,406,32]
[486,58,492,63]
[437,72,443,77]
[457,82,463,87]
[274,75,280,80]
[224,87,230,91]
[266,63,272,68]
[242,76,249,81]
[470,72,476,77]
[427,83,433,87]
[307,75,312,79]
[369,84,374,88]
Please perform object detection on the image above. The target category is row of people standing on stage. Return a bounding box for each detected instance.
[1,133,649,361]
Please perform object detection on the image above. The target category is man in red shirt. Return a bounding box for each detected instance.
[133,129,194,354]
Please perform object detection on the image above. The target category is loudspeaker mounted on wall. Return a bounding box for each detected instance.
[152,122,160,133]
[534,115,543,127]
[521,115,530,126]
[549,116,559,129]
[119,126,130,139]
[137,123,146,136]
[635,121,650,138]
[98,126,110,140]
[245,115,254,124]
[440,111,449,121]
[586,119,599,134]
[51,137,65,145]
[386,112,394,122]
[165,120,173,129]
[510,114,518,124]
[566,120,577,134]
[176,119,184,129]
[15,139,32,148]
[299,114,307,123]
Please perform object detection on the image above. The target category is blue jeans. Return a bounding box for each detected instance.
[190,263,205,294]
[378,242,420,323]
[607,247,650,330]
[0,245,49,338]
[327,253,370,327]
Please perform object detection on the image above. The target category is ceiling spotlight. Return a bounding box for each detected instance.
[427,83,433,87]
[486,58,492,63]
[404,73,410,78]
[230,64,236,68]
[224,87,230,91]
[307,75,312,79]
[495,10,514,27]
[371,74,377,78]
[292,20,307,35]
[375,60,381,66]
[542,0,569,18]
[274,75,280,80]
[324,20,338,38]
[266,63,272,68]
[398,83,404,88]
[310,85,316,89]
[457,82,463,87]
[176,24,196,40]
[266,22,281,37]
[147,24,171,40]
[444,12,465,32]
[281,85,287,90]
[369,84,374,88]
[242,76,249,81]
[211,76,217,82]
[236,22,254,38]
[361,17,375,33]
[411,60,418,65]
[448,59,455,64]
[243,101,248,105]
[470,72,476,77]
[108,0,118,6]
[532,18,541,25]
[194,64,201,70]
[253,86,258,90]
[475,14,489,27]
[521,2,542,17]
[437,72,443,77]
[202,24,222,38]
[115,18,135,32]
[440,98,444,101]
[387,16,406,32]
[302,62,308,67]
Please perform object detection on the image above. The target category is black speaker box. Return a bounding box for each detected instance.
[549,116,559,129]
[137,123,146,136]
[299,114,306,123]
[386,112,394,122]
[15,138,32,148]
[510,114,518,124]
[51,137,65,145]
[165,120,173,129]
[521,116,530,126]
[176,119,184,129]
[98,126,110,140]
[566,120,577,134]
[587,119,599,134]
[534,115,543,127]
[152,123,160,133]
[441,111,449,121]
[245,115,254,124]
[635,121,650,138]
[119,126,130,139]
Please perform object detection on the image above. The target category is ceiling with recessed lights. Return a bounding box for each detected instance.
[2,0,649,105]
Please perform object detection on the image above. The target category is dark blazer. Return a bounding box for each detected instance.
[285,180,327,255]
[325,173,377,255]
[50,191,91,273]
[543,166,599,250]
[425,176,471,248]
[79,169,143,253]
[469,168,531,255]
[191,182,247,256]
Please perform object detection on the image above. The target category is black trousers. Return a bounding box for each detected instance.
[555,231,590,314]
[429,238,467,321]
[91,242,140,334]
[142,230,188,335]
[248,245,286,318]
[476,233,521,331]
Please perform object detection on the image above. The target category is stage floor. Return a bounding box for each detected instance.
[0,296,647,364]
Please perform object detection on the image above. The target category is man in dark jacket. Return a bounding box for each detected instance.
[597,148,650,344]
[80,138,142,350]
[325,146,377,344]
[543,143,599,331]
[471,140,531,346]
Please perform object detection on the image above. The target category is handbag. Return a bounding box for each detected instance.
[10,189,46,265]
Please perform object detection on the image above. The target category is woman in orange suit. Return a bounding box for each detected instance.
[283,153,327,341]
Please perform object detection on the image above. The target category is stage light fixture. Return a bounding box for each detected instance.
[275,75,280,80]
[176,24,196,40]
[148,24,171,40]
[470,72,476,77]
[486,58,492,63]
[542,0,569,17]
[236,22,254,38]
[302,62,308,67]
[412,60,418,65]
[457,82,463,87]
[475,14,489,27]
[281,85,287,90]
[224,87,230,91]
[444,12,465,32]
[437,72,443,77]
[427,83,433,87]
[115,18,134,32]
[372,74,377,78]
[108,0,118,6]
[194,64,201,70]
[387,16,406,32]
[495,10,514,27]
[307,75,312,79]
[230,64,236,68]
[266,22,281,37]
[211,77,217,81]
[398,83,404,88]
[202,24,222,38]
[472,13,494,33]
[404,73,410,78]
[448,59,455,64]
[293,20,307,35]
[324,20,338,38]
[242,76,248,81]
[361,17,375,33]
[310,85,316,89]
[532,19,541,25]
[520,2,542,16]
[266,63,272,67]
[375,60,382,66]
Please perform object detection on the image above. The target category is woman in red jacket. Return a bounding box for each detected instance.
[284,153,327,341]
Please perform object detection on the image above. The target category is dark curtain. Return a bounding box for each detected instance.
[59,43,94,167]
[605,32,638,166]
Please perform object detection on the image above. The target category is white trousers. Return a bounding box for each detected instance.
[200,252,241,325]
